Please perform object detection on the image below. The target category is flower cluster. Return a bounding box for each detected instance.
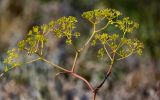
[81,9,144,60]
[17,16,80,56]
[82,9,121,24]
[3,48,20,72]
[92,32,143,59]
[114,17,139,33]
[54,16,79,45]
[18,25,48,55]
[118,38,144,56]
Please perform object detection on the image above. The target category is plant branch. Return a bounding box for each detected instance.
[39,57,70,72]
[71,72,94,92]
[115,41,124,52]
[103,44,112,60]
[93,52,116,99]
[93,70,111,100]
[95,22,109,33]
[79,24,96,52]
[93,92,96,100]
[114,31,126,52]
[55,72,68,77]
[26,58,41,64]
[71,52,79,72]
[106,52,115,75]
[54,71,94,93]
[0,58,41,78]
[117,50,134,60]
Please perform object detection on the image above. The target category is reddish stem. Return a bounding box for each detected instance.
[59,69,94,93]
[71,72,94,92]
[93,92,96,100]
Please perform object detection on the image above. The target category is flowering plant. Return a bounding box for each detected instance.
[1,9,144,100]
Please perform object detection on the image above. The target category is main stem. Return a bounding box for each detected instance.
[69,23,97,99]
[93,52,116,100]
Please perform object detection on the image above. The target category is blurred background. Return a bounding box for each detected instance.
[0,0,160,100]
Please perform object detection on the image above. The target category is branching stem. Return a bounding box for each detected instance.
[79,24,96,52]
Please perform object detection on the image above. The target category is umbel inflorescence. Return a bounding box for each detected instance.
[1,9,144,100]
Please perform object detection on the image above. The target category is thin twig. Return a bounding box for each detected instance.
[79,24,96,52]
[26,58,41,64]
[95,22,109,33]
[103,44,112,61]
[106,53,115,74]
[71,52,79,72]
[117,50,134,60]
[39,57,70,72]
[55,72,68,77]
[0,58,41,79]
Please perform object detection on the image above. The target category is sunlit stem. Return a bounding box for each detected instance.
[79,23,96,52]
[95,22,110,33]
[107,52,116,74]
[39,57,70,72]
[115,31,126,51]
[103,44,112,61]
[0,58,41,78]
[26,58,41,64]
[71,52,79,72]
